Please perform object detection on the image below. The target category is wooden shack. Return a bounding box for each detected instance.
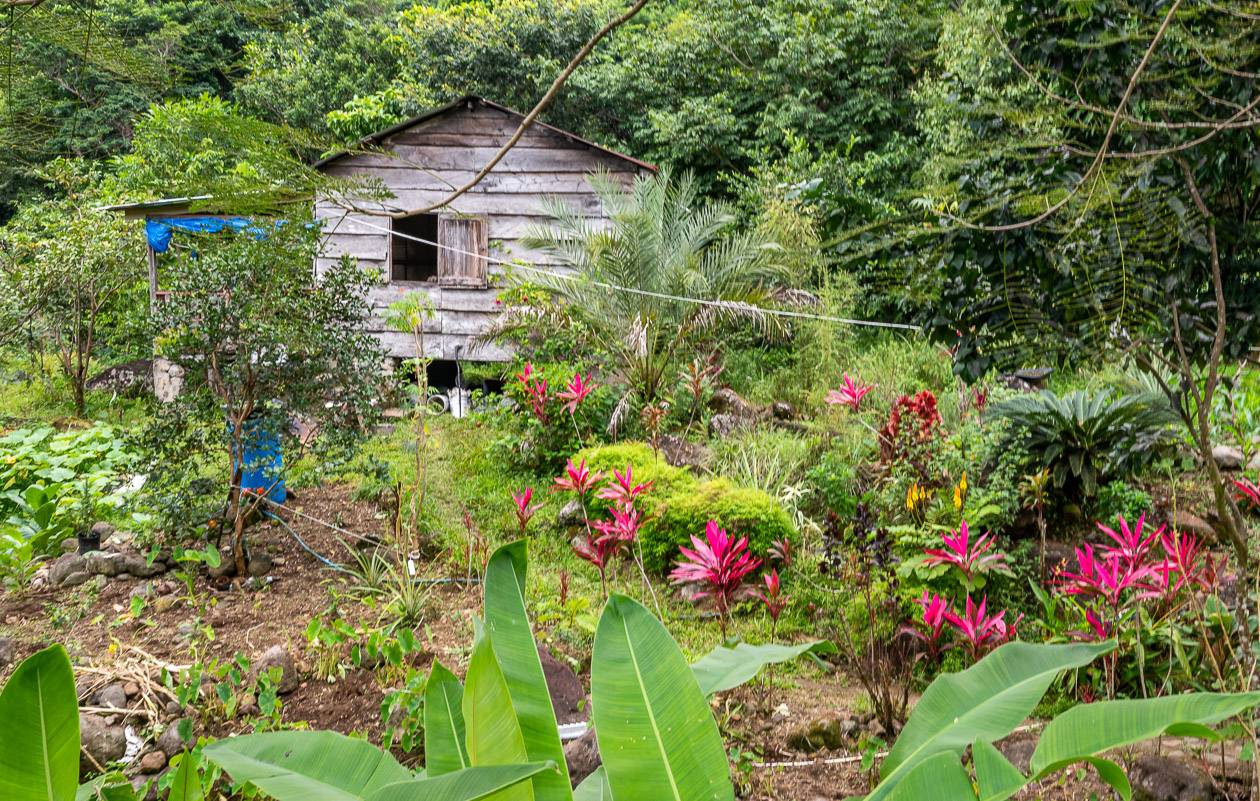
[312,95,655,363]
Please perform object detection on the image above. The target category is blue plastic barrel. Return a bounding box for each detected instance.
[233,416,286,505]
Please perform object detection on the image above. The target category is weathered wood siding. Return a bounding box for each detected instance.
[314,100,644,362]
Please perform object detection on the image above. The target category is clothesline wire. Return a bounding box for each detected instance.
[347,215,921,333]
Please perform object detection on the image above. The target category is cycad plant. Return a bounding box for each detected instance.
[993,389,1176,498]
[510,170,788,431]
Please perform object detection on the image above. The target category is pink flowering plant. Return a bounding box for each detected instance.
[557,460,658,604]
[903,519,1013,594]
[500,360,608,471]
[670,520,763,637]
[825,373,874,412]
[1053,513,1221,697]
[511,487,540,536]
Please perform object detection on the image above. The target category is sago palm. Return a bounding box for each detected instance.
[512,170,788,430]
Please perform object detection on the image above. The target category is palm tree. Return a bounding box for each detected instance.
[505,169,789,431]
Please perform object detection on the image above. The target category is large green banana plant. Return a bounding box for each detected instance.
[864,640,1260,801]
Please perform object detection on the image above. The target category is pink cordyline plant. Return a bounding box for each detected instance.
[944,594,1019,660]
[1148,529,1217,598]
[1234,475,1260,510]
[923,520,1007,582]
[515,361,549,422]
[1096,513,1161,569]
[756,569,789,633]
[903,591,952,662]
[552,459,604,497]
[596,464,653,507]
[557,372,594,415]
[670,520,763,637]
[768,537,793,569]
[825,374,874,411]
[511,487,540,535]
[1056,543,1153,608]
[591,503,643,548]
[573,530,617,599]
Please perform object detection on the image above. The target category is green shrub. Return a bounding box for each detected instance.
[641,477,796,574]
[571,442,695,502]
[1093,480,1153,523]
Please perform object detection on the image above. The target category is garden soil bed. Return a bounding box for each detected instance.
[0,483,1253,799]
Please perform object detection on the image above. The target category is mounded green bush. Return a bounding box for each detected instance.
[641,477,796,574]
[571,442,695,502]
[571,442,796,573]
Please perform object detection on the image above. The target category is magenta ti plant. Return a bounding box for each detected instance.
[511,487,540,536]
[944,594,1020,662]
[514,361,550,423]
[903,591,952,663]
[670,520,763,638]
[557,371,594,445]
[552,458,604,498]
[825,373,874,411]
[768,537,793,569]
[573,529,617,600]
[922,520,1009,589]
[1234,474,1260,510]
[596,463,653,507]
[756,568,789,635]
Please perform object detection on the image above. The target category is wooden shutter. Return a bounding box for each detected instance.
[437,215,488,287]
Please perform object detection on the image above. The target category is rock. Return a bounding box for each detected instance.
[96,683,128,710]
[1213,445,1245,470]
[247,553,273,577]
[538,647,585,724]
[208,549,237,579]
[85,550,127,577]
[1130,754,1213,801]
[90,521,116,541]
[79,713,126,776]
[85,359,153,396]
[107,529,136,548]
[563,727,601,786]
[121,550,164,578]
[61,538,79,554]
[165,700,183,715]
[61,570,91,587]
[770,401,796,420]
[786,717,846,752]
[995,732,1038,775]
[1172,510,1216,540]
[255,644,299,694]
[710,387,759,418]
[0,636,12,669]
[129,582,155,600]
[657,435,713,472]
[153,596,177,614]
[708,413,750,438]
[50,553,87,586]
[556,499,586,528]
[123,682,140,698]
[137,750,167,774]
[1250,452,1260,472]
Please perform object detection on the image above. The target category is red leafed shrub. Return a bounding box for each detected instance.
[879,390,943,463]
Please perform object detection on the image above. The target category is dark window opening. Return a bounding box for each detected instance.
[391,214,438,282]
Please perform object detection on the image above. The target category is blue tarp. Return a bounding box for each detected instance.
[144,216,271,253]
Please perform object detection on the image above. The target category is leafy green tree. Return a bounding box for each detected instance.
[0,159,144,415]
[147,220,383,574]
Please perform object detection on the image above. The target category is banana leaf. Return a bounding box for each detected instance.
[463,620,533,801]
[424,661,470,777]
[591,594,733,801]
[691,640,836,696]
[0,644,80,801]
[483,542,572,800]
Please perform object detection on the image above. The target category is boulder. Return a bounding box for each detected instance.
[786,717,847,752]
[208,549,237,579]
[994,732,1038,775]
[556,499,586,528]
[708,413,750,439]
[96,683,128,710]
[770,401,796,420]
[0,636,13,669]
[538,647,585,724]
[121,550,164,578]
[156,720,191,758]
[1212,445,1245,470]
[85,550,127,578]
[137,750,167,774]
[80,714,126,776]
[657,435,713,473]
[1171,510,1216,541]
[563,727,601,786]
[255,644,300,694]
[61,538,79,554]
[50,553,88,586]
[1130,754,1213,801]
[247,553,273,577]
[90,521,116,542]
[710,387,759,418]
[85,359,153,396]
